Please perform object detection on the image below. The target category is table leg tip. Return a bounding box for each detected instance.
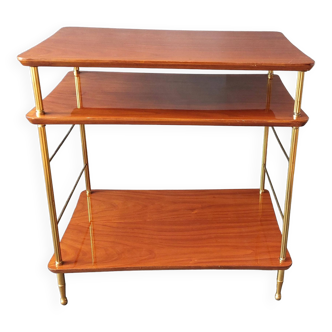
[275,293,281,301]
[60,297,68,305]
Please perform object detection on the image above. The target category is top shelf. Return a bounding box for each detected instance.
[17,28,314,71]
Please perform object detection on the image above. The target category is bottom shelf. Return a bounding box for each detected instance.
[49,189,291,273]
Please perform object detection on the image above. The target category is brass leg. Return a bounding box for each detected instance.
[74,67,91,195]
[38,125,63,265]
[30,67,45,117]
[275,270,284,301]
[39,125,67,304]
[274,127,299,301]
[80,124,91,195]
[280,127,299,260]
[260,126,269,194]
[57,273,68,305]
[275,72,304,300]
[32,67,67,304]
[260,71,273,194]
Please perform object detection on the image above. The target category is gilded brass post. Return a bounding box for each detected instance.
[275,72,304,300]
[74,67,91,195]
[30,67,45,116]
[38,124,68,304]
[30,67,62,265]
[293,72,305,119]
[73,67,83,108]
[279,72,304,261]
[266,70,274,110]
[57,273,68,305]
[260,71,273,194]
[260,127,269,194]
[33,67,68,304]
[267,70,274,81]
[279,127,299,260]
[38,127,62,265]
[275,270,284,300]
[80,126,91,195]
[37,125,62,265]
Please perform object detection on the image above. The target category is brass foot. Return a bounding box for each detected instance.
[57,273,68,305]
[275,270,284,301]
[60,297,68,305]
[274,293,282,302]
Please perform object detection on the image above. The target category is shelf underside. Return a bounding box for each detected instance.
[49,189,292,273]
[28,72,308,127]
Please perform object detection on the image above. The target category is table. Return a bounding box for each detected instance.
[18,27,314,305]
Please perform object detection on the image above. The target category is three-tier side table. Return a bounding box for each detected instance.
[18,27,314,305]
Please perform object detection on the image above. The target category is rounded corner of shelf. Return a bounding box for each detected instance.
[26,115,35,124]
[48,262,56,273]
[17,55,25,65]
[299,116,311,129]
[26,111,42,125]
[306,61,315,71]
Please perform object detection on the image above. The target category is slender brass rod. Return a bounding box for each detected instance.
[74,67,91,195]
[260,127,269,194]
[30,67,45,116]
[272,127,289,161]
[293,72,305,119]
[265,167,284,220]
[73,67,83,108]
[267,70,274,80]
[266,70,274,110]
[80,125,91,195]
[38,125,62,266]
[259,70,274,193]
[57,164,87,224]
[280,127,299,261]
[49,125,75,162]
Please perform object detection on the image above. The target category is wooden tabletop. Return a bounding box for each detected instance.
[26,72,308,127]
[18,27,314,71]
[49,189,291,273]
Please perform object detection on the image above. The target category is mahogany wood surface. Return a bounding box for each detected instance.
[27,72,308,127]
[49,189,292,273]
[18,28,314,71]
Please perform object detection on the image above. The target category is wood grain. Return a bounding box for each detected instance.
[18,28,314,71]
[26,72,308,127]
[49,189,292,273]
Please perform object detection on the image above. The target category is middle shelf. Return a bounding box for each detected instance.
[27,72,308,127]
[49,189,291,273]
